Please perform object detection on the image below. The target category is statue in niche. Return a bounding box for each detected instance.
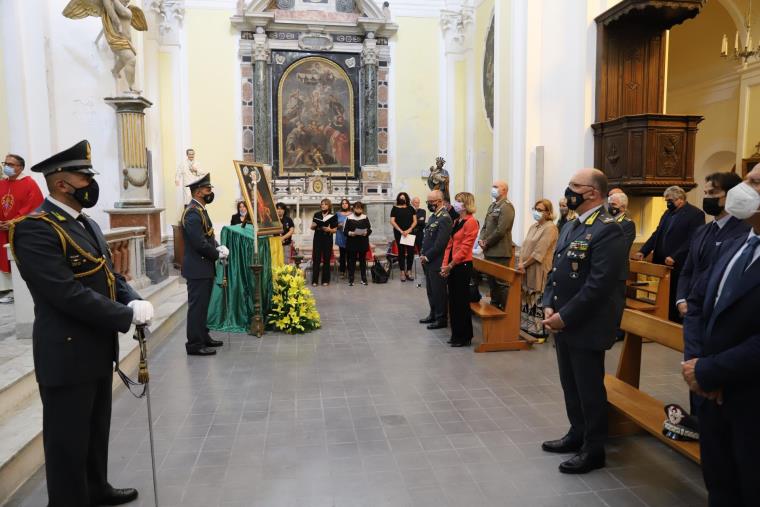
[427,157,450,202]
[63,0,148,93]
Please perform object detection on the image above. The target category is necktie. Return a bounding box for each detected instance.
[717,236,760,306]
[76,215,101,251]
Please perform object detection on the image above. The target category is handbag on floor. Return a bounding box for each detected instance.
[371,257,389,283]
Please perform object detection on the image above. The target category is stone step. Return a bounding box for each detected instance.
[0,279,187,506]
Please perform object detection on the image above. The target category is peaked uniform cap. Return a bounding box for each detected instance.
[186,172,212,189]
[30,140,98,176]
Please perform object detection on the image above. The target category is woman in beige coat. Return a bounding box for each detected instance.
[518,199,559,341]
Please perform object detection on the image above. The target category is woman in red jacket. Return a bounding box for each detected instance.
[441,191,479,347]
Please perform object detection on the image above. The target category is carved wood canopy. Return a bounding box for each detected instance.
[593,0,706,195]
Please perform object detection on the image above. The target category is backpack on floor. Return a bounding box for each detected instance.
[371,258,389,284]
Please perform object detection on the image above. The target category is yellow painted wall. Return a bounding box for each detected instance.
[393,16,441,200]
[182,8,238,228]
[0,41,8,158]
[159,51,179,226]
[472,0,494,208]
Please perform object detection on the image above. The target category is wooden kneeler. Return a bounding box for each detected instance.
[471,257,530,352]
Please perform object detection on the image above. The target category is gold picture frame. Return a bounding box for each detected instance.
[233,160,283,236]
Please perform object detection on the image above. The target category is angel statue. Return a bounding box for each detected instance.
[63,0,148,93]
[427,156,450,202]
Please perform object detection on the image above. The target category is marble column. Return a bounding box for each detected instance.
[252,28,272,164]
[362,35,379,166]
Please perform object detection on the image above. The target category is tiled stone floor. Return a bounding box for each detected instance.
[6,280,707,507]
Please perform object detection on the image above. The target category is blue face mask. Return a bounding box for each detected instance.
[3,165,15,178]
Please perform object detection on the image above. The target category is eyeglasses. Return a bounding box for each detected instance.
[534,208,547,213]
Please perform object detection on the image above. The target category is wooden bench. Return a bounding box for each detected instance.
[606,309,700,463]
[625,260,671,321]
[470,257,530,353]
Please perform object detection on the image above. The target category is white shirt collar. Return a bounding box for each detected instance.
[714,214,732,229]
[46,196,81,221]
[576,204,604,224]
[191,198,206,209]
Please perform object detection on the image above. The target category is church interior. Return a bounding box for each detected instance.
[1,0,759,505]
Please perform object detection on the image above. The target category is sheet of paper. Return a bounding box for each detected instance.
[400,234,416,246]
[354,228,368,236]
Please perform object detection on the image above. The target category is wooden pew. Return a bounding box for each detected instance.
[625,260,671,321]
[470,257,530,352]
[606,309,700,464]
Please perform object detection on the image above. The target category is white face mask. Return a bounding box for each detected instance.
[531,210,543,222]
[490,187,499,199]
[452,201,465,213]
[725,182,760,220]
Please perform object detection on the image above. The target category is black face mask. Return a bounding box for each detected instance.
[65,179,99,208]
[666,199,676,211]
[427,203,437,213]
[702,196,724,217]
[399,199,406,205]
[203,192,215,205]
[608,206,621,216]
[564,187,585,211]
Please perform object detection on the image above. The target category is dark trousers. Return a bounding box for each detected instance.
[39,377,112,507]
[347,249,367,283]
[555,337,607,452]
[394,235,415,271]
[485,255,510,309]
[186,277,213,351]
[698,399,760,506]
[447,261,473,343]
[668,267,683,323]
[312,238,332,284]
[338,247,347,274]
[423,263,447,323]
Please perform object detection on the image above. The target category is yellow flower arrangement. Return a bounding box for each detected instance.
[268,265,321,334]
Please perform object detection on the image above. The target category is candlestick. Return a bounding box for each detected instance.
[722,33,728,56]
[735,31,740,52]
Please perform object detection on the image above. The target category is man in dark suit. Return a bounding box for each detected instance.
[182,173,228,356]
[607,191,636,276]
[419,190,453,329]
[676,172,749,322]
[541,168,627,474]
[10,140,154,506]
[681,165,760,506]
[634,185,705,321]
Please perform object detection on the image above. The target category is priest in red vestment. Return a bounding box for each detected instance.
[0,154,44,299]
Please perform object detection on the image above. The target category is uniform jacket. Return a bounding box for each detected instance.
[182,199,219,280]
[480,198,515,258]
[617,212,636,277]
[10,199,138,387]
[640,202,705,266]
[687,234,760,407]
[542,206,627,351]
[676,216,749,302]
[421,208,453,270]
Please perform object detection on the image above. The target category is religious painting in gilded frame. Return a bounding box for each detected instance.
[233,161,282,236]
[276,56,355,177]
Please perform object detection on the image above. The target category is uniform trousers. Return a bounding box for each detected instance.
[346,249,367,283]
[312,237,332,284]
[698,397,760,506]
[555,336,607,452]
[39,376,112,507]
[186,277,213,352]
[447,261,473,343]
[423,263,447,323]
[484,255,510,309]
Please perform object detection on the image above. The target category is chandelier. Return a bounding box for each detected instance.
[721,0,759,63]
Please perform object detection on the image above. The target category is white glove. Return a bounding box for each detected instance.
[216,245,230,259]
[128,300,154,326]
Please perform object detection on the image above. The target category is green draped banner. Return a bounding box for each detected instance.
[207,225,273,333]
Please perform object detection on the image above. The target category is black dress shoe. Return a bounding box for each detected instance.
[450,340,472,347]
[419,315,435,324]
[541,434,583,454]
[205,338,223,347]
[558,450,605,474]
[426,321,447,330]
[187,347,216,356]
[99,485,138,505]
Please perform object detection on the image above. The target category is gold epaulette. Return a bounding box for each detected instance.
[181,205,214,237]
